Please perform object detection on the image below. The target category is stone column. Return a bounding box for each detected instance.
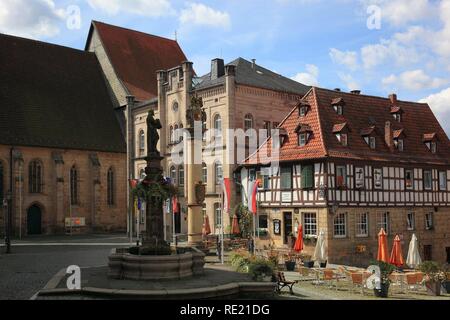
[126,95,135,238]
[187,131,203,246]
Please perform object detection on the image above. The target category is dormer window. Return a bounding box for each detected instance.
[331,97,345,115]
[361,126,377,149]
[393,129,405,152]
[333,123,349,146]
[393,113,401,122]
[394,138,404,151]
[299,106,307,117]
[298,102,310,117]
[295,124,312,147]
[391,106,403,123]
[423,133,438,154]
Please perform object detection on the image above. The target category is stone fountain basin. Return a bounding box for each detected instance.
[108,247,205,281]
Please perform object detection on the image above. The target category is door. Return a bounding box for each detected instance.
[27,205,42,235]
[424,245,432,261]
[446,247,450,264]
[283,212,293,244]
[174,204,181,234]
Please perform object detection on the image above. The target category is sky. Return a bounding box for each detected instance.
[1,0,449,135]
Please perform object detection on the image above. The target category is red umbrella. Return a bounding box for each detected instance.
[294,225,304,253]
[377,228,389,263]
[202,215,211,236]
[389,235,405,267]
[231,215,241,235]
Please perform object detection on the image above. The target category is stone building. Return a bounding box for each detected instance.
[241,87,450,265]
[0,33,127,235]
[134,58,310,238]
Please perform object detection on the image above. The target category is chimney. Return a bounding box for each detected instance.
[351,90,361,95]
[334,88,341,92]
[385,121,394,151]
[252,59,256,69]
[210,58,225,80]
[389,93,397,105]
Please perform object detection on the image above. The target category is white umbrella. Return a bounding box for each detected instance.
[313,229,327,263]
[406,234,422,269]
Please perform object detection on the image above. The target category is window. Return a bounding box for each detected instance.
[170,166,177,185]
[172,102,179,112]
[334,105,343,115]
[374,168,383,189]
[395,139,404,152]
[405,170,413,189]
[334,213,347,238]
[298,133,307,146]
[393,113,401,122]
[107,167,115,206]
[407,212,415,231]
[280,167,292,190]
[263,121,271,138]
[431,142,437,154]
[263,175,270,190]
[139,130,145,156]
[356,213,369,237]
[169,126,174,144]
[139,169,146,180]
[70,166,79,205]
[202,113,207,136]
[202,163,208,184]
[355,167,365,189]
[178,166,185,187]
[244,114,254,131]
[214,114,222,136]
[336,165,346,188]
[202,203,207,217]
[259,215,268,229]
[439,171,447,190]
[0,161,4,201]
[425,212,434,230]
[336,133,348,146]
[248,168,256,181]
[215,162,223,185]
[301,165,314,189]
[299,106,307,117]
[214,203,222,227]
[29,160,43,193]
[174,124,179,143]
[303,213,317,237]
[424,170,432,190]
[377,212,390,234]
[369,137,376,149]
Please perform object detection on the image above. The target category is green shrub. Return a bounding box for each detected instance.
[370,260,396,283]
[248,259,275,281]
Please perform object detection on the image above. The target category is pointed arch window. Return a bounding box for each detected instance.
[139,130,145,156]
[70,166,79,205]
[214,114,222,136]
[107,167,115,206]
[29,160,43,193]
[178,166,185,187]
[215,162,223,185]
[170,166,177,185]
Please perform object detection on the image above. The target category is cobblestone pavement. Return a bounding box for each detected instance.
[0,234,131,300]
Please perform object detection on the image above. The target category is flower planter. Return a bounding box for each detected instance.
[319,261,327,268]
[374,282,390,298]
[303,261,315,268]
[425,281,442,296]
[285,261,296,271]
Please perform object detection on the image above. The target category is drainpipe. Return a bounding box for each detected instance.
[5,147,14,253]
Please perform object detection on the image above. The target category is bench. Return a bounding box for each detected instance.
[275,272,298,295]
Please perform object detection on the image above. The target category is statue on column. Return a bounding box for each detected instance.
[147,110,162,156]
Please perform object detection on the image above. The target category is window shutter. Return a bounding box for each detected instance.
[302,165,314,189]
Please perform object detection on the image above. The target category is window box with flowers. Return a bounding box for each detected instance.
[419,261,447,296]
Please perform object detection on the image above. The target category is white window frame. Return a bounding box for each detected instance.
[377,212,390,234]
[356,212,369,238]
[303,213,317,238]
[374,168,383,189]
[336,165,347,188]
[202,163,208,184]
[407,212,415,231]
[424,170,432,190]
[425,212,434,230]
[355,167,365,189]
[439,171,447,191]
[178,166,185,187]
[369,136,376,149]
[334,213,347,238]
[215,162,223,185]
[405,170,414,190]
[298,133,307,146]
[431,142,437,154]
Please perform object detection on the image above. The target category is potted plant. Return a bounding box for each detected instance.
[301,254,314,268]
[248,258,275,282]
[419,261,447,296]
[370,261,395,298]
[284,252,297,271]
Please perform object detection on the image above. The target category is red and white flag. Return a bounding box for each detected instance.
[222,178,231,214]
[172,196,179,214]
[247,180,259,215]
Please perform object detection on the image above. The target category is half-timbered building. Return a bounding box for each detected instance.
[241,87,450,266]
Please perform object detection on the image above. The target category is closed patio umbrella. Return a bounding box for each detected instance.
[203,215,211,236]
[294,224,304,253]
[231,215,241,235]
[313,229,327,263]
[389,235,404,267]
[377,228,389,263]
[406,234,422,269]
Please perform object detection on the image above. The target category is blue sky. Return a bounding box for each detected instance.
[1,0,449,135]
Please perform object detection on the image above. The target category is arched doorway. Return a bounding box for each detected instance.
[27,205,42,235]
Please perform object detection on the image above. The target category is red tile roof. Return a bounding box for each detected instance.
[332,123,348,133]
[246,87,450,166]
[87,21,187,101]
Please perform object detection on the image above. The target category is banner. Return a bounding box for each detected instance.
[222,178,231,214]
[247,180,259,215]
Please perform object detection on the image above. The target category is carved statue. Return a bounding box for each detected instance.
[187,96,205,128]
[147,110,162,155]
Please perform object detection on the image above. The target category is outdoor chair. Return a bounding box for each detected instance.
[298,267,315,281]
[350,272,366,295]
[275,272,298,295]
[323,269,338,291]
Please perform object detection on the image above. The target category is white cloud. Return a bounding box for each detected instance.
[382,70,448,91]
[338,73,360,91]
[361,39,420,69]
[179,3,231,29]
[420,87,450,135]
[0,0,65,39]
[291,64,319,86]
[87,0,174,17]
[329,48,358,70]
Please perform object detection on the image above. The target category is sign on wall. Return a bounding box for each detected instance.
[65,217,86,227]
[355,167,365,189]
[374,168,383,189]
[273,219,281,235]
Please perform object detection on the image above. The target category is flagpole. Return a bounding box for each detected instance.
[220,182,224,265]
